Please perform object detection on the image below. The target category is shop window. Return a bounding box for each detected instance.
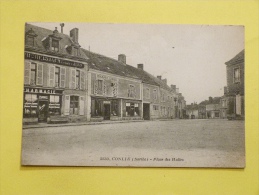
[111,100,119,116]
[126,102,139,117]
[49,95,61,116]
[92,99,102,116]
[51,39,59,52]
[234,68,240,83]
[24,94,38,118]
[70,96,79,115]
[128,85,135,98]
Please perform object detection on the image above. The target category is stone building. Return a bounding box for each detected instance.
[23,23,186,123]
[23,23,88,124]
[225,50,245,119]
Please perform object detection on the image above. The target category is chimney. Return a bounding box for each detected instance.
[224,86,227,95]
[137,64,144,70]
[209,96,213,103]
[60,23,64,33]
[70,28,79,44]
[176,88,179,93]
[162,78,167,84]
[157,75,162,80]
[171,85,176,92]
[118,54,126,64]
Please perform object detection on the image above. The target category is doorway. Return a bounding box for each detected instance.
[104,104,111,120]
[143,103,150,120]
[38,100,49,122]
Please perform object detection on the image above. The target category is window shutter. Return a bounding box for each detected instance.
[24,61,31,85]
[80,70,85,90]
[60,67,66,88]
[79,96,84,115]
[49,65,55,87]
[70,69,76,89]
[103,81,107,96]
[64,95,70,115]
[94,80,98,94]
[36,63,43,85]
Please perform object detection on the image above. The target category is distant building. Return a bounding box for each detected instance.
[225,50,245,119]
[186,103,199,119]
[199,97,221,119]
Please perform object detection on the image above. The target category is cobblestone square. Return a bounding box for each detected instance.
[22,119,245,167]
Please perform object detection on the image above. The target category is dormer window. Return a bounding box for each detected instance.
[51,39,59,52]
[25,28,37,47]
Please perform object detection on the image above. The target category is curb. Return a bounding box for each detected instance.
[22,120,147,129]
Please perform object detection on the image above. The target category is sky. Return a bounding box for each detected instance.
[30,22,244,104]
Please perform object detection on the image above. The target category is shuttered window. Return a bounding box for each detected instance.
[60,67,66,88]
[80,71,85,90]
[36,63,43,86]
[24,61,31,85]
[70,69,76,89]
[49,65,55,87]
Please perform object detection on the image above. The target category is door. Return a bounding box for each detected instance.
[143,103,150,120]
[38,100,49,122]
[104,104,111,120]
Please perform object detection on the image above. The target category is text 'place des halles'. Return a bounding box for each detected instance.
[22,23,245,168]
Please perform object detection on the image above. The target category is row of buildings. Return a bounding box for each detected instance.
[23,23,186,124]
[185,50,245,120]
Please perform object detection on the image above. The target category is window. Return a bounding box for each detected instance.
[51,39,59,51]
[24,94,38,118]
[234,68,240,83]
[126,102,139,117]
[146,88,150,99]
[26,36,34,46]
[92,99,102,117]
[30,63,37,85]
[74,48,79,56]
[162,93,165,102]
[128,85,135,98]
[76,70,80,89]
[111,100,119,116]
[70,96,79,115]
[153,89,157,100]
[49,95,61,116]
[55,67,60,87]
[153,105,159,110]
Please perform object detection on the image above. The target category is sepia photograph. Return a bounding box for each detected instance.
[22,22,245,167]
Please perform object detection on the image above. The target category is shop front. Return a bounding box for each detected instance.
[122,99,142,120]
[91,97,120,121]
[23,87,63,124]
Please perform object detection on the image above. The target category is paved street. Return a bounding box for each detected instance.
[22,119,245,167]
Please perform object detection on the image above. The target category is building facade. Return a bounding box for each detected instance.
[23,24,186,124]
[23,24,88,124]
[225,50,245,119]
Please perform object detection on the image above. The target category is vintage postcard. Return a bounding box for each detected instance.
[21,23,245,167]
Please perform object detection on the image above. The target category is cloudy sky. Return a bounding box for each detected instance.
[30,22,244,104]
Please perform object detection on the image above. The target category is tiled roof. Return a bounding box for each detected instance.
[25,23,88,62]
[225,50,244,66]
[199,97,221,105]
[82,49,159,86]
[186,104,199,110]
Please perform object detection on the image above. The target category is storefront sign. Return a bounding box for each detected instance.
[24,87,63,95]
[103,101,111,104]
[39,95,48,100]
[25,52,84,68]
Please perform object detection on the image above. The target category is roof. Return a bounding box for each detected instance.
[186,104,199,110]
[25,23,88,62]
[199,97,221,105]
[225,50,244,66]
[82,49,159,86]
